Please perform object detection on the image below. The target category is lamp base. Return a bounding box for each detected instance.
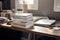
[22,2,28,13]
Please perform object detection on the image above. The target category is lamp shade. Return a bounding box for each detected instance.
[19,0,34,4]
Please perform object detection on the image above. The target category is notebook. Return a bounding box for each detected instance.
[34,19,56,26]
[33,16,49,22]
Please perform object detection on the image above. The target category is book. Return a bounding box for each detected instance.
[13,13,33,19]
[34,19,56,26]
[12,21,34,28]
[33,16,49,22]
[12,17,33,24]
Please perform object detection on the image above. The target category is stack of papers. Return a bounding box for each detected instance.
[11,13,34,28]
[34,19,56,26]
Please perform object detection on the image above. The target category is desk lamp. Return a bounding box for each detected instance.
[19,0,34,13]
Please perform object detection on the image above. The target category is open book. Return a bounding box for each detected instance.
[34,19,56,26]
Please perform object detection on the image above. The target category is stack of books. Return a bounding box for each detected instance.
[11,13,34,28]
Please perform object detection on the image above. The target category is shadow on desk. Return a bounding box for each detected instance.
[0,27,56,40]
[0,27,23,40]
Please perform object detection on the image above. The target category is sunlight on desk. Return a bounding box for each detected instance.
[32,26,60,36]
[32,26,53,34]
[1,23,11,27]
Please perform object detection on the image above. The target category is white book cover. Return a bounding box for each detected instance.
[12,21,34,25]
[12,21,34,28]
[14,13,33,18]
[34,19,56,26]
[12,18,33,22]
[13,15,33,19]
[15,13,33,17]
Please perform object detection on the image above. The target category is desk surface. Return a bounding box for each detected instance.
[0,23,60,38]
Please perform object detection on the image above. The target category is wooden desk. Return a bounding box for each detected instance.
[0,23,60,40]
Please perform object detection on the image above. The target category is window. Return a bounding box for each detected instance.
[19,0,34,4]
[28,0,38,10]
[54,0,60,12]
[15,0,38,11]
